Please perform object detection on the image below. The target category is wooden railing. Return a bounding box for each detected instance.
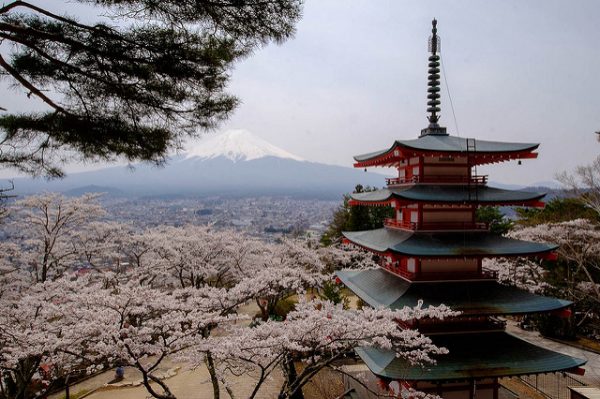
[384,218,488,231]
[385,175,488,186]
[386,267,498,282]
[413,270,498,281]
[416,317,506,334]
[383,219,416,230]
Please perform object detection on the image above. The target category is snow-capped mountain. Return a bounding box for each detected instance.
[186,130,304,162]
[8,130,386,199]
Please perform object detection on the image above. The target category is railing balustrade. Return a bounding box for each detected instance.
[383,266,498,282]
[385,175,488,186]
[384,218,488,232]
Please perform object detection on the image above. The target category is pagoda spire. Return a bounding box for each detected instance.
[421,18,447,136]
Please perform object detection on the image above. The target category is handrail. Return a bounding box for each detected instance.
[384,218,488,231]
[383,219,416,230]
[385,267,498,282]
[385,175,488,186]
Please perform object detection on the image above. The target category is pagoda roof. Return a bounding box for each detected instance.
[349,185,545,206]
[337,268,571,315]
[356,331,586,381]
[343,228,557,257]
[354,135,539,163]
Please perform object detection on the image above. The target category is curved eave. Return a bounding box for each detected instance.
[353,140,401,164]
[348,186,546,207]
[337,268,571,316]
[355,332,586,381]
[342,228,558,257]
[353,138,540,168]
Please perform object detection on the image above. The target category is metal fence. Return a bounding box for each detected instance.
[519,372,587,399]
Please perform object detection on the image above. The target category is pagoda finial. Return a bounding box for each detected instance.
[421,18,447,136]
[427,19,441,125]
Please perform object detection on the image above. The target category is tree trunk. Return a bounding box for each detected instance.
[256,298,268,322]
[282,355,304,399]
[13,356,41,399]
[205,352,220,399]
[65,374,70,399]
[247,367,266,399]
[140,370,176,399]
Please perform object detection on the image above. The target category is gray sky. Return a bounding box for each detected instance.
[2,0,600,184]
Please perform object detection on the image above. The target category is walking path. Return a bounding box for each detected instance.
[50,361,283,399]
[506,319,600,386]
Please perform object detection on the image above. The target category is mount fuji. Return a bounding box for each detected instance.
[185,129,304,162]
[8,130,386,199]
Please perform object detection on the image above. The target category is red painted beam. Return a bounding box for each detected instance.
[540,251,559,261]
[566,367,586,376]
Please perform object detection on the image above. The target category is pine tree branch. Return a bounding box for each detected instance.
[0,53,67,113]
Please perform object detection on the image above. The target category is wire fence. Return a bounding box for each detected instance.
[519,372,587,399]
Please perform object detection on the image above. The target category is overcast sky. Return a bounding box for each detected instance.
[2,0,599,185]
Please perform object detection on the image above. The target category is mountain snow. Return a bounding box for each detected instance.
[185,129,304,162]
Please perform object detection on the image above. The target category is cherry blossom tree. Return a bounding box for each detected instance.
[0,194,456,399]
[71,221,130,270]
[0,241,30,299]
[144,225,263,289]
[483,257,548,294]
[558,155,600,216]
[72,276,235,399]
[8,193,106,282]
[118,226,329,398]
[511,219,600,302]
[249,239,327,322]
[139,226,329,321]
[0,277,98,399]
[118,229,155,276]
[1,270,454,399]
[317,242,379,274]
[206,299,456,399]
[486,220,600,334]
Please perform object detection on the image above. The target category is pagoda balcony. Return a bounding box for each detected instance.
[384,218,489,232]
[392,268,498,282]
[413,317,507,335]
[385,174,488,186]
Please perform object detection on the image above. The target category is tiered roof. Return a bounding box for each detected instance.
[343,228,557,257]
[353,135,539,168]
[356,332,586,381]
[338,268,570,315]
[349,185,546,207]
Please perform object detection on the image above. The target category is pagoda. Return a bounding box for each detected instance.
[338,20,586,399]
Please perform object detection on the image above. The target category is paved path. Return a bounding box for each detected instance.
[506,320,600,386]
[85,367,283,399]
[50,361,283,399]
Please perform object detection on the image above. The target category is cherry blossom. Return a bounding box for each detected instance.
[206,298,456,399]
[8,193,106,282]
[0,194,458,399]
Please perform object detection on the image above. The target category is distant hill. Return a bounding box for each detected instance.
[63,185,126,197]
[8,130,387,200]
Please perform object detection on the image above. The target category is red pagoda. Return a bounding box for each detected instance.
[338,20,586,399]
